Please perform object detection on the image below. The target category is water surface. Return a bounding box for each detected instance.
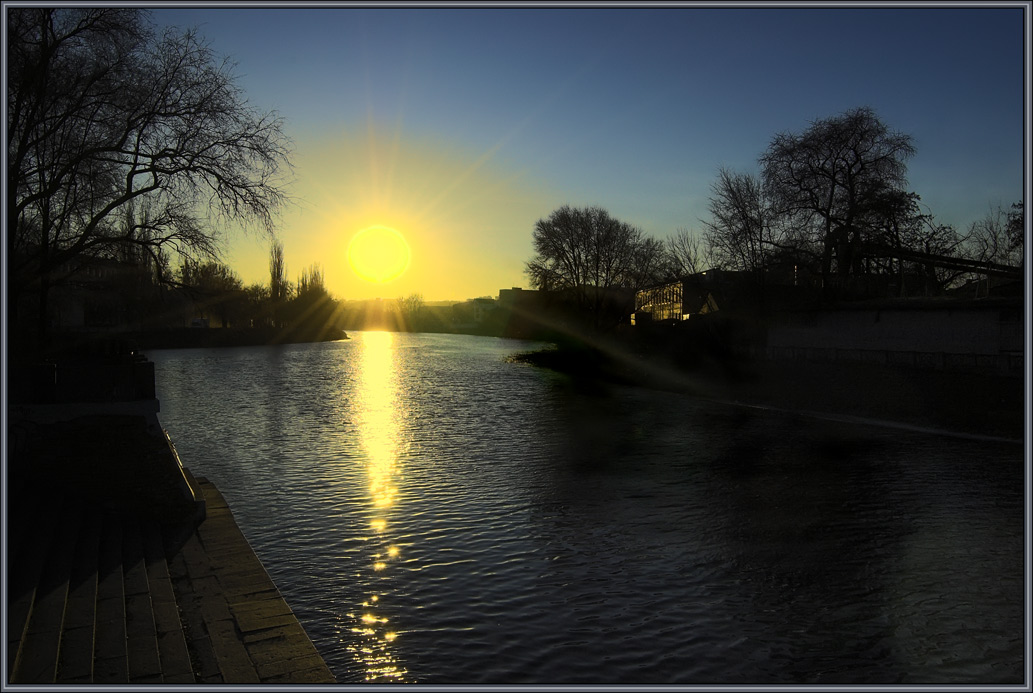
[148,332,1026,684]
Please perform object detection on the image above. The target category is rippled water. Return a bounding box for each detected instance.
[148,331,1026,684]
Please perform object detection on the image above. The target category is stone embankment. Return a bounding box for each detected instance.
[6,415,336,685]
[517,344,1025,442]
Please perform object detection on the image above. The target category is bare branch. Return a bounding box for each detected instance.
[8,7,293,308]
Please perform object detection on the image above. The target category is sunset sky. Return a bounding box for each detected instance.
[154,4,1027,303]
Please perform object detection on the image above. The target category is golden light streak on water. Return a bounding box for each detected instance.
[351,330,407,682]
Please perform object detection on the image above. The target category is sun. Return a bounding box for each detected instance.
[347,226,412,284]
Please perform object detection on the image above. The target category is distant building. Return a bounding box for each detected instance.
[634,281,686,323]
[632,268,817,325]
[493,287,553,339]
[498,287,539,307]
[452,297,497,328]
[633,270,740,324]
[39,254,171,331]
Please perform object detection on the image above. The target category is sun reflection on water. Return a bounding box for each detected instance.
[347,330,407,682]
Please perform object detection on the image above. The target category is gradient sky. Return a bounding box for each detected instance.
[153,4,1027,302]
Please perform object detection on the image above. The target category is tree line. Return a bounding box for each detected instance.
[526,106,1023,327]
[161,240,339,339]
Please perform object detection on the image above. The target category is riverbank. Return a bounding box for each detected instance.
[6,415,336,684]
[112,326,348,350]
[515,345,1025,442]
[8,328,349,363]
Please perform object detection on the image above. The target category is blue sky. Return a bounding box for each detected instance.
[154,4,1027,301]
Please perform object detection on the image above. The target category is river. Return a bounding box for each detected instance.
[147,331,1026,684]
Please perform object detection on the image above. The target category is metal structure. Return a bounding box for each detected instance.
[858,243,1023,280]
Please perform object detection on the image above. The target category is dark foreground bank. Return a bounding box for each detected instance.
[6,414,336,684]
[117,326,348,350]
[514,345,1025,442]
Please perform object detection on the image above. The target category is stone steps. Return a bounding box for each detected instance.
[144,521,196,683]
[7,496,196,685]
[7,478,335,685]
[5,488,63,679]
[168,478,335,684]
[55,511,101,683]
[9,499,80,683]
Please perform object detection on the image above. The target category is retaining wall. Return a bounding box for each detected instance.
[761,301,1025,376]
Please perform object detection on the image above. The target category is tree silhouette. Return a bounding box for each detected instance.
[287,264,339,338]
[7,8,292,351]
[966,201,1025,270]
[526,205,664,329]
[663,228,709,279]
[269,241,290,328]
[760,107,915,282]
[398,293,425,332]
[702,168,780,275]
[179,261,244,327]
[527,206,634,292]
[962,201,1024,296]
[1005,201,1024,263]
[241,283,271,328]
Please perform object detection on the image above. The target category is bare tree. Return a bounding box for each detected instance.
[526,205,658,292]
[1005,201,1024,264]
[268,241,290,328]
[628,236,669,288]
[398,292,425,332]
[179,260,244,327]
[242,283,271,328]
[860,190,966,294]
[911,219,967,294]
[7,8,292,349]
[663,228,708,278]
[966,202,1024,269]
[962,201,1024,296]
[287,263,339,336]
[760,107,916,281]
[525,205,661,329]
[701,168,777,275]
[296,264,327,298]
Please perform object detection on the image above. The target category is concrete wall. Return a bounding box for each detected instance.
[763,302,1024,376]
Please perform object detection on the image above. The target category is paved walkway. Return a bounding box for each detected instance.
[6,471,336,685]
